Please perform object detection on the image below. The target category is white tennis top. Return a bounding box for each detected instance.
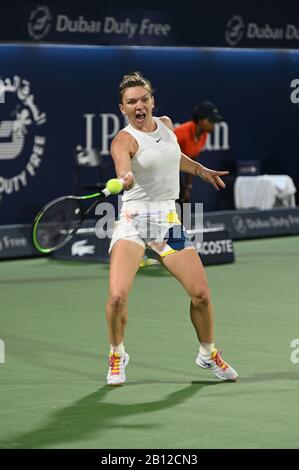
[121,117,181,207]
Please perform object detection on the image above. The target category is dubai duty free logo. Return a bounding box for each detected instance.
[225,15,245,46]
[28,5,52,40]
[0,76,47,198]
[232,215,247,235]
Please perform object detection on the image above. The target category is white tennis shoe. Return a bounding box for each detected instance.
[196,349,238,381]
[107,351,130,386]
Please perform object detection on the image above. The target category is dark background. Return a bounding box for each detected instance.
[1,1,299,223]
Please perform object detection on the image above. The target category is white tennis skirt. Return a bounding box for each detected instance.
[109,200,194,258]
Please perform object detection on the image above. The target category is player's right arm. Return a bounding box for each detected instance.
[110,131,137,190]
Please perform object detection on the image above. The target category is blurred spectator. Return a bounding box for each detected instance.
[175,101,223,202]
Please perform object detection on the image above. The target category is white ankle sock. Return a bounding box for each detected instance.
[199,342,215,356]
[110,342,125,355]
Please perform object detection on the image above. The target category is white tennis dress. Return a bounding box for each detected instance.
[109,117,194,257]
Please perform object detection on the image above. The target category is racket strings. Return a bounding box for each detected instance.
[35,198,83,249]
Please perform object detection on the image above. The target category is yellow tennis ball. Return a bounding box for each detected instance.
[106,178,123,194]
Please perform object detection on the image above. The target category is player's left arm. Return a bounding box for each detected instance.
[159,116,228,191]
[180,153,229,190]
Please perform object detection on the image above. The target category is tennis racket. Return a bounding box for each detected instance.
[32,178,124,253]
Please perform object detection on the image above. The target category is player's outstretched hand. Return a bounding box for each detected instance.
[197,166,229,191]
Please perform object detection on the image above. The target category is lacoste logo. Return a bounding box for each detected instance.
[71,239,95,256]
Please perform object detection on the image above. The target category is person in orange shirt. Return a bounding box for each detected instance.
[174,101,223,202]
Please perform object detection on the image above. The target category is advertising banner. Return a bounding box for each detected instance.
[202,207,299,240]
[51,222,235,266]
[0,224,39,259]
[0,43,299,225]
[1,2,299,49]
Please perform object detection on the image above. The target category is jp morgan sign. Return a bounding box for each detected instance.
[225,15,299,47]
[77,114,230,159]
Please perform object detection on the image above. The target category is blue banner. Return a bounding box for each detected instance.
[1,1,299,48]
[0,43,299,224]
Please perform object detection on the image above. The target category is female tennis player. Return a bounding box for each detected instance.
[106,71,238,385]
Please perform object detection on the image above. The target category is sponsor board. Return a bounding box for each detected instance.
[0,224,39,259]
[51,221,235,266]
[225,14,299,47]
[1,207,298,260]
[23,6,299,48]
[51,222,110,262]
[1,3,299,48]
[25,6,173,44]
[191,229,235,266]
[202,207,299,240]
